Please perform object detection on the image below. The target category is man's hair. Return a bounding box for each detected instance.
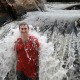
[19,22,29,29]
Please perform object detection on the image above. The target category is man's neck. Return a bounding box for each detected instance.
[21,34,29,44]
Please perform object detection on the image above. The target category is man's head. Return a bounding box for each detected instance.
[19,22,29,36]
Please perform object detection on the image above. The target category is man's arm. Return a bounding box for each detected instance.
[14,41,18,54]
[34,37,40,79]
[14,39,24,51]
[31,36,40,51]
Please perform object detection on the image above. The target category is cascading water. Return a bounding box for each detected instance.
[0,11,80,80]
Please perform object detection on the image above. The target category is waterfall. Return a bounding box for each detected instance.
[0,11,80,80]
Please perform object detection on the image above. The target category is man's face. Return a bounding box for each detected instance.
[19,25,29,36]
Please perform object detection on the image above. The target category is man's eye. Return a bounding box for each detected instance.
[21,28,27,30]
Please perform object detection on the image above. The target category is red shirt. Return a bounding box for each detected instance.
[15,36,40,79]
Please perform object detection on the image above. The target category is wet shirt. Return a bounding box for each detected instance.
[15,36,40,79]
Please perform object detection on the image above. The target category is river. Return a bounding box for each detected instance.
[0,11,80,80]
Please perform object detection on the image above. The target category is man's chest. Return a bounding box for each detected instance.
[24,41,35,52]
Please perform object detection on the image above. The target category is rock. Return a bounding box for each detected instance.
[62,77,67,80]
[62,64,66,68]
[0,13,9,27]
[0,0,44,26]
[45,0,80,2]
[0,0,44,13]
[77,18,80,27]
[0,0,26,19]
[4,65,17,80]
[15,0,44,11]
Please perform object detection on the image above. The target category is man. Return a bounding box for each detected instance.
[14,22,40,80]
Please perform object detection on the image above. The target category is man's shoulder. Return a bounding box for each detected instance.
[29,35,40,49]
[29,35,38,41]
[15,38,22,43]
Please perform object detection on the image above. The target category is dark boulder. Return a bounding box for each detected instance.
[0,0,44,26]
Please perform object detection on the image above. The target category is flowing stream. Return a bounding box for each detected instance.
[0,11,80,80]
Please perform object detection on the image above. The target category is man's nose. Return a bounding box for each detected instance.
[22,29,26,32]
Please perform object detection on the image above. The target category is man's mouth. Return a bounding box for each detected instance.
[22,32,27,33]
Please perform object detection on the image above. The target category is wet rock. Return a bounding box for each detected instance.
[0,0,44,26]
[15,0,44,11]
[77,18,80,27]
[0,0,26,19]
[46,0,80,2]
[64,4,80,10]
[62,77,67,80]
[0,0,44,13]
[62,64,66,68]
[4,64,17,80]
[66,49,80,80]
[0,13,9,27]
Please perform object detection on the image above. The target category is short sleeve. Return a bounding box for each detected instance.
[35,38,40,49]
[31,36,40,50]
[14,38,24,51]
